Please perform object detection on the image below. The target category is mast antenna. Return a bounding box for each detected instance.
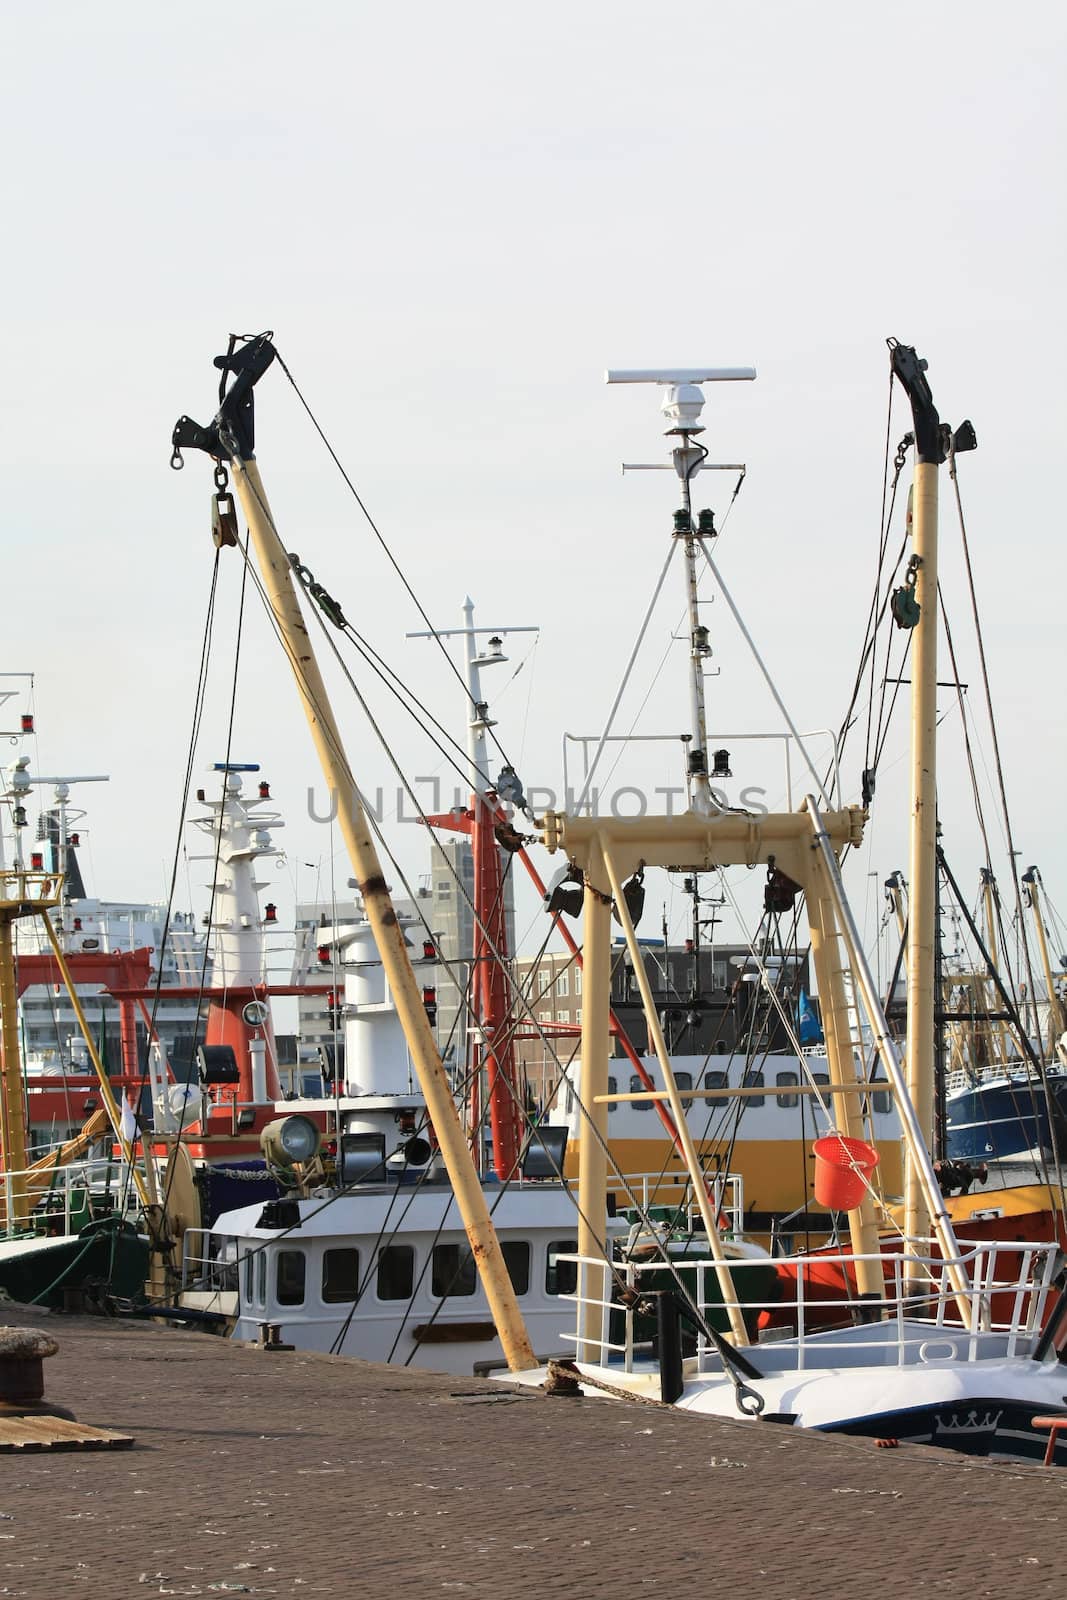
[607,364,755,816]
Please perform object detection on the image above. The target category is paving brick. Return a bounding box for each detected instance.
[0,1303,1063,1599]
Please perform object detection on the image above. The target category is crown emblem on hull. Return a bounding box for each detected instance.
[933,1409,1003,1435]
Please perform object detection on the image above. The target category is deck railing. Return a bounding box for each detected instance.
[0,1156,139,1239]
[604,1171,744,1236]
[181,1228,239,1293]
[559,1238,1063,1374]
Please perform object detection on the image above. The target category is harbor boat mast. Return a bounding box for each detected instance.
[171,335,536,1371]
[888,340,977,1254]
[1021,866,1066,1048]
[407,600,538,1180]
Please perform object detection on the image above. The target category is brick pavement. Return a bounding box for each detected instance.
[0,1304,1063,1600]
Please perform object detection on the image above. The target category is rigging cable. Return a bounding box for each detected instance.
[271,348,524,785]
[949,452,1066,1213]
[115,548,223,1231]
[228,521,670,1276]
[949,454,1047,1059]
[158,523,253,1229]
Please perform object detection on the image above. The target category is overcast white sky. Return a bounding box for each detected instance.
[2,2,1064,974]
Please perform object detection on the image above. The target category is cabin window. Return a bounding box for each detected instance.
[813,1073,831,1096]
[546,1240,579,1296]
[243,1249,254,1303]
[743,1070,765,1108]
[322,1247,362,1304]
[776,1070,800,1108]
[377,1244,415,1301]
[630,1073,652,1112]
[872,1085,891,1116]
[276,1249,306,1307]
[256,1249,266,1307]
[607,1074,617,1112]
[703,1069,728,1105]
[501,1240,530,1296]
[675,1070,693,1111]
[432,1242,477,1298]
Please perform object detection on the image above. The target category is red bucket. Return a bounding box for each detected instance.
[812,1133,879,1210]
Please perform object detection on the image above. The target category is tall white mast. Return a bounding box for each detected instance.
[188,764,284,987]
[606,367,754,813]
[17,770,109,940]
[407,599,537,798]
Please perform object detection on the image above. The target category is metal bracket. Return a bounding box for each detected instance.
[171,331,277,466]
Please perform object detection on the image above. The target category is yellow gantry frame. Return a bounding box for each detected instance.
[545,800,976,1350]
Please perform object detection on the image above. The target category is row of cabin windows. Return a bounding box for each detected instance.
[244,1240,580,1310]
[607,1070,891,1116]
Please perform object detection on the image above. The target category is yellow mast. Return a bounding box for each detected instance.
[601,842,748,1343]
[172,337,536,1372]
[889,342,978,1263]
[1022,867,1066,1045]
[0,903,34,1223]
[979,869,1012,1067]
[574,836,613,1361]
[902,452,939,1250]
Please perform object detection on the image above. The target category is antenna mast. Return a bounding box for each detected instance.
[607,367,754,814]
[408,602,538,1179]
[172,336,536,1370]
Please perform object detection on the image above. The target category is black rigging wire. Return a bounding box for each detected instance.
[948,455,1048,1062]
[158,527,252,1227]
[117,550,222,1223]
[215,523,673,1293]
[271,347,522,783]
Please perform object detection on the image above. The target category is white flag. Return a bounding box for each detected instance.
[119,1093,138,1145]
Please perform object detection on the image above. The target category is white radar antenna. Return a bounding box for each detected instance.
[606,364,755,814]
[3,760,108,916]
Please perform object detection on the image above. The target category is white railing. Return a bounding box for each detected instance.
[605,1171,744,1237]
[559,1239,1063,1374]
[0,1156,140,1240]
[181,1228,239,1294]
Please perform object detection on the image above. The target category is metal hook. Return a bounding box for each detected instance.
[735,1381,765,1417]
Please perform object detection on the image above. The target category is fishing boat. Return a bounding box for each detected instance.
[179,910,591,1368]
[0,737,342,1307]
[943,863,1067,1189]
[494,345,1067,1461]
